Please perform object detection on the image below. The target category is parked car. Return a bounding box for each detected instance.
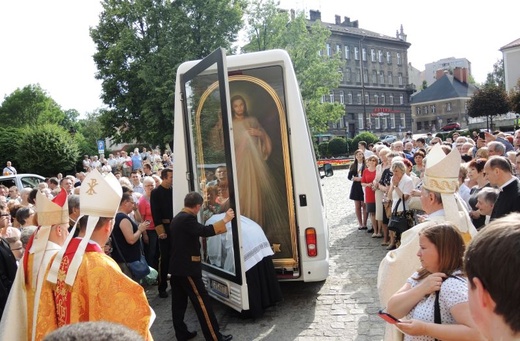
[380,135,397,144]
[0,174,45,192]
[441,122,461,131]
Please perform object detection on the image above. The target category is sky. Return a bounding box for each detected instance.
[0,0,517,117]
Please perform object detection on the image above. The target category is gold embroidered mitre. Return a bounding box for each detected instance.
[35,189,69,226]
[422,144,460,194]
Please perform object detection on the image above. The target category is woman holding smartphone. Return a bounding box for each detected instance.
[386,223,484,341]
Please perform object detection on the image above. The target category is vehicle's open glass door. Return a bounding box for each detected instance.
[179,48,248,311]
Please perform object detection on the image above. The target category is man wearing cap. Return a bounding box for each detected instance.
[377,145,478,341]
[38,170,154,340]
[0,190,70,340]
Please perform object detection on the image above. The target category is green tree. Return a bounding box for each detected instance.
[509,79,520,115]
[76,111,106,157]
[0,84,65,128]
[421,80,428,90]
[16,124,79,176]
[90,0,245,148]
[351,132,379,151]
[0,127,22,169]
[328,137,347,156]
[243,1,343,133]
[484,59,505,89]
[318,141,329,158]
[467,84,510,129]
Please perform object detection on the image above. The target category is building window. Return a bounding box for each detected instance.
[345,45,350,59]
[382,117,387,129]
[379,71,385,84]
[326,43,331,56]
[339,70,344,82]
[340,91,344,104]
[431,105,436,113]
[358,113,364,130]
[388,72,393,86]
[372,70,377,84]
[365,93,369,104]
[398,73,403,86]
[362,48,367,61]
[386,51,391,64]
[346,68,351,82]
[381,94,385,105]
[397,52,402,65]
[357,93,362,104]
[375,117,381,129]
[447,102,452,112]
[423,105,428,114]
[348,92,353,104]
[389,95,394,105]
[400,113,406,129]
[417,107,421,115]
[356,69,361,82]
[363,69,368,83]
[354,47,359,60]
[336,44,341,55]
[330,91,334,102]
[399,95,404,105]
[378,50,383,63]
[417,121,423,130]
[321,94,326,103]
[318,50,322,56]
[371,49,376,62]
[390,115,396,129]
[374,94,379,105]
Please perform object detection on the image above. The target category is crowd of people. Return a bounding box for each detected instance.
[351,129,520,340]
[0,140,288,340]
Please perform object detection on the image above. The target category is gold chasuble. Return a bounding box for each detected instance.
[36,238,153,340]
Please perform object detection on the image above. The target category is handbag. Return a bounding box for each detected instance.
[112,234,150,280]
[383,198,393,218]
[388,195,414,235]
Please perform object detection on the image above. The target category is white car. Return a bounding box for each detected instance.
[0,174,45,192]
[380,135,397,144]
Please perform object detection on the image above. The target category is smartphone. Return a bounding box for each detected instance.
[479,132,486,139]
[378,310,401,324]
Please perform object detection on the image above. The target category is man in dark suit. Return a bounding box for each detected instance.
[484,156,520,220]
[169,192,234,341]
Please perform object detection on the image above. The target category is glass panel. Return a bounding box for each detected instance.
[184,69,238,275]
[188,65,296,268]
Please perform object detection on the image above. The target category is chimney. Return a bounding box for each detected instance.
[435,69,447,80]
[309,10,321,21]
[335,15,341,25]
[352,20,358,28]
[453,67,468,83]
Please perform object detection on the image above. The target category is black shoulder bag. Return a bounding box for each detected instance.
[112,234,150,280]
[387,195,414,236]
[433,275,465,341]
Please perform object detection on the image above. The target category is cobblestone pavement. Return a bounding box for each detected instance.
[147,169,388,340]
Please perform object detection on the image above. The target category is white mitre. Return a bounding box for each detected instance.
[423,144,475,236]
[47,169,122,285]
[29,189,69,287]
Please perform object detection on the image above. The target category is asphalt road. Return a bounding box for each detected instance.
[146,169,388,340]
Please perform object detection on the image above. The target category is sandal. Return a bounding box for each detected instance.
[381,241,390,246]
[386,244,397,250]
[358,226,368,230]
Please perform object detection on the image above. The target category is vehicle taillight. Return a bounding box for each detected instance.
[305,228,318,257]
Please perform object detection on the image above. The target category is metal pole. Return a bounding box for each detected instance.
[359,35,367,132]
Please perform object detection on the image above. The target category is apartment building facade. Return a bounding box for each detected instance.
[309,11,414,139]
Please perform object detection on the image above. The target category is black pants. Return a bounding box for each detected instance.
[158,237,170,292]
[144,230,160,270]
[170,275,222,341]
